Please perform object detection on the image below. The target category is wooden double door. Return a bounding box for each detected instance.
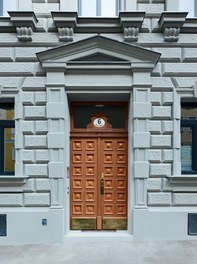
[70,136,128,230]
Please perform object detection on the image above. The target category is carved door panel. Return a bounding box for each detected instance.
[70,137,127,230]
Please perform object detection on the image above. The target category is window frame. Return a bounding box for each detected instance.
[0,102,15,175]
[181,103,197,174]
[78,0,120,17]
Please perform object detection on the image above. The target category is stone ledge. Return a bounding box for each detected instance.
[167,175,197,185]
[0,176,28,186]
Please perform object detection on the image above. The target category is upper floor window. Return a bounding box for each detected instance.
[179,0,197,17]
[0,0,17,17]
[0,102,15,175]
[181,103,197,174]
[78,0,119,17]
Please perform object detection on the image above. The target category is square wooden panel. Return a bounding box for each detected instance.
[73,192,83,202]
[72,141,82,151]
[86,154,95,163]
[86,141,95,150]
[116,154,126,164]
[72,154,82,163]
[117,179,126,189]
[85,192,95,202]
[104,167,113,176]
[117,192,126,202]
[73,204,83,215]
[85,167,95,176]
[73,179,83,189]
[85,179,95,189]
[116,205,127,215]
[104,205,114,215]
[105,179,113,189]
[116,141,126,150]
[73,167,82,176]
[103,141,113,151]
[104,154,113,163]
[85,205,96,215]
[104,192,113,202]
[117,166,126,176]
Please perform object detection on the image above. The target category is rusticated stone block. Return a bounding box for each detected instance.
[25,164,48,177]
[133,132,150,148]
[147,178,162,191]
[22,92,34,105]
[151,135,171,148]
[48,133,64,149]
[15,47,47,62]
[162,150,173,162]
[134,162,149,178]
[24,193,50,206]
[162,92,173,105]
[151,77,174,89]
[35,92,47,104]
[148,192,172,206]
[23,179,35,192]
[0,63,34,76]
[138,4,164,13]
[133,103,152,118]
[36,179,51,192]
[182,48,197,62]
[162,121,173,134]
[152,47,181,62]
[35,150,49,162]
[173,194,197,205]
[24,106,46,119]
[22,77,46,89]
[148,150,162,162]
[149,121,161,133]
[25,135,47,148]
[22,121,34,134]
[152,106,171,119]
[150,164,171,176]
[0,48,14,62]
[0,194,23,206]
[22,150,35,163]
[163,63,197,76]
[35,121,48,134]
[150,92,162,105]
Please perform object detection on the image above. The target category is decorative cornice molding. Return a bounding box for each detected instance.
[8,11,38,41]
[16,27,33,41]
[119,12,145,42]
[159,12,188,42]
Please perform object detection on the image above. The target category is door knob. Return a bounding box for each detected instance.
[100,172,104,195]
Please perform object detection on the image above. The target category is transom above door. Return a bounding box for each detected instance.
[70,102,128,230]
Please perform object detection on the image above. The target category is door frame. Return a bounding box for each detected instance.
[69,101,130,231]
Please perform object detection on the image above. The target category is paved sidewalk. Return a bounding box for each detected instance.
[0,240,197,264]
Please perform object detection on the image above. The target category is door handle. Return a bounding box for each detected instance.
[100,172,104,195]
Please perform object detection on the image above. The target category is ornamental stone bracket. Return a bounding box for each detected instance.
[8,11,38,41]
[158,12,188,42]
[51,12,77,42]
[119,12,145,42]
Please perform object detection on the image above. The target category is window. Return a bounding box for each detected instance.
[0,0,17,17]
[181,104,197,173]
[179,0,197,17]
[0,102,15,175]
[78,0,119,17]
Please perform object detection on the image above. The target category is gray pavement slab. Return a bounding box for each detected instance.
[0,240,197,264]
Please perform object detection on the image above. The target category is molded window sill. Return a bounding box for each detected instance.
[0,176,28,185]
[167,175,197,184]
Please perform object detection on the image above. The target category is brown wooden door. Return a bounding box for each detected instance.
[70,137,128,230]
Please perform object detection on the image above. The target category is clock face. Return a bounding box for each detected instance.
[93,118,105,128]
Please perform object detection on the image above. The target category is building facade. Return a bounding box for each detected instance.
[0,0,197,244]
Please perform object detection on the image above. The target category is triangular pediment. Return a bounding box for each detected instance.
[37,35,160,65]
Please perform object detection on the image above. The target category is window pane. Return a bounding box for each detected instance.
[73,105,126,129]
[0,108,14,121]
[102,0,116,17]
[81,0,97,16]
[181,105,197,120]
[181,127,192,172]
[4,127,15,172]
